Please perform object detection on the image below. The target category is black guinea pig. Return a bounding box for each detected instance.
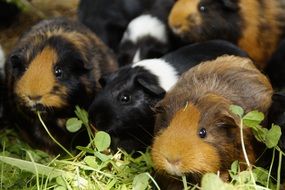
[88,40,248,153]
[151,55,273,189]
[117,0,180,66]
[77,0,153,51]
[168,0,285,70]
[4,18,118,153]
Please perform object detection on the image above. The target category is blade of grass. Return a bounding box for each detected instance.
[276,150,283,190]
[267,148,275,188]
[37,112,74,158]
[27,151,40,190]
[0,156,84,181]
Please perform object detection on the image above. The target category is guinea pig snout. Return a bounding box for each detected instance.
[168,0,201,35]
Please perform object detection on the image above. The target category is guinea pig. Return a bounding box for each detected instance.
[168,0,285,70]
[117,0,178,66]
[151,55,273,188]
[4,18,117,153]
[88,40,248,153]
[77,0,153,51]
[264,39,285,91]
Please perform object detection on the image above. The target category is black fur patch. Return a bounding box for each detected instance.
[89,66,161,152]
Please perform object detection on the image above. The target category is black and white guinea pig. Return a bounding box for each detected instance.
[4,18,117,153]
[77,0,153,51]
[117,0,177,66]
[265,39,285,91]
[88,40,248,153]
[168,0,285,70]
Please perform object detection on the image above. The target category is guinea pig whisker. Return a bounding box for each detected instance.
[136,124,155,138]
[127,132,150,147]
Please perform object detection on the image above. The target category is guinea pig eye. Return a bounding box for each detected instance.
[199,5,207,12]
[119,94,131,104]
[199,128,207,138]
[54,66,63,78]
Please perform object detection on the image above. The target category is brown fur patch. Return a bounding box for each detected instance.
[168,0,201,34]
[238,0,282,69]
[15,47,67,108]
[152,103,221,176]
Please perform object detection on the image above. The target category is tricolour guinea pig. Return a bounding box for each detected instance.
[88,40,248,153]
[117,0,178,66]
[151,55,273,188]
[168,0,285,70]
[4,18,117,153]
[77,0,153,51]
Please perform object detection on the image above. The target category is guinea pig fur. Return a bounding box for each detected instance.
[168,0,285,70]
[265,39,285,91]
[88,40,248,153]
[151,55,273,187]
[4,18,117,153]
[78,0,153,51]
[117,0,177,66]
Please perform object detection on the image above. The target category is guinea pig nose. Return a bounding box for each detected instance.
[28,95,41,101]
[166,157,181,166]
[171,24,183,34]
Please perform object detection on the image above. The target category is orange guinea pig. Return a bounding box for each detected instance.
[4,18,117,153]
[151,55,273,188]
[168,0,285,70]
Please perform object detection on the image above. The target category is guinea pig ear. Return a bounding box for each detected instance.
[99,74,111,88]
[221,0,239,11]
[136,76,166,98]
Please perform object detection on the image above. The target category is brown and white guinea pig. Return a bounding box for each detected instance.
[4,18,117,153]
[117,0,180,66]
[168,0,285,70]
[88,40,248,153]
[151,55,273,188]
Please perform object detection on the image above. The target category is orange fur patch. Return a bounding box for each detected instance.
[168,0,201,34]
[152,103,220,176]
[238,0,282,69]
[15,47,68,108]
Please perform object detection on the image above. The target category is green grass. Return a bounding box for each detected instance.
[0,106,284,190]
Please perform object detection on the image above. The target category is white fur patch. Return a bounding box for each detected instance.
[132,59,178,91]
[0,45,5,75]
[132,49,141,63]
[122,14,168,44]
